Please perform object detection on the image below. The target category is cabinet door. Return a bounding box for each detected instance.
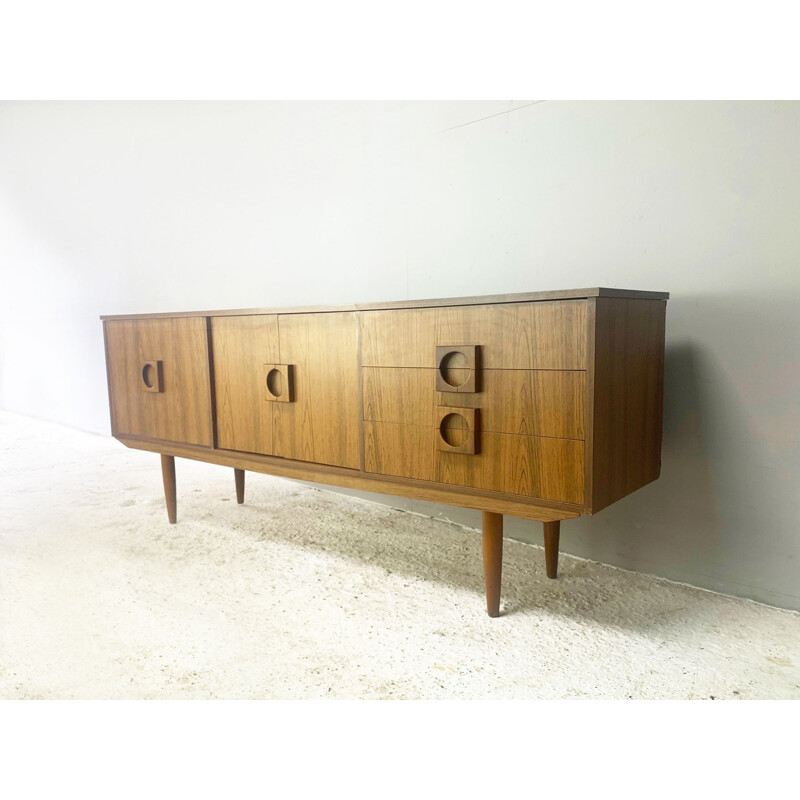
[212,315,280,455]
[275,312,360,469]
[104,317,213,446]
[211,312,360,469]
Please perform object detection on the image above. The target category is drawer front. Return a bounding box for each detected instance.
[363,367,585,440]
[364,421,584,504]
[105,317,212,446]
[361,300,587,370]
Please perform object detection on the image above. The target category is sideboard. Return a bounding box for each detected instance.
[102,287,668,617]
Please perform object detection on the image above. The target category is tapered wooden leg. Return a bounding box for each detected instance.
[544,520,560,579]
[160,454,177,524]
[482,511,503,618]
[234,468,245,504]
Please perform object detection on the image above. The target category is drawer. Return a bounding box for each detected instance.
[362,367,585,440]
[364,421,584,505]
[360,300,587,370]
[104,317,213,446]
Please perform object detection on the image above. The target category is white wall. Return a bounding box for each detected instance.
[2,101,799,610]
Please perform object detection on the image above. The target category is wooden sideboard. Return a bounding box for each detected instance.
[102,288,668,617]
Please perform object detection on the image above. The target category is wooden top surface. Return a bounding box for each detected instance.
[100,287,669,321]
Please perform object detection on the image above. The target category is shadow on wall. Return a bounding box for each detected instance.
[564,291,800,609]
[584,340,724,572]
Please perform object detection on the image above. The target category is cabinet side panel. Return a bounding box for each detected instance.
[105,319,136,438]
[211,315,280,455]
[591,298,667,512]
[103,320,118,435]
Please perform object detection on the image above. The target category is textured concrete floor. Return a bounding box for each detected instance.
[1,411,798,699]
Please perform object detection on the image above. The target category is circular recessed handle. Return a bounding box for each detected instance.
[142,364,156,389]
[263,364,294,402]
[435,345,479,393]
[436,406,478,454]
[439,412,469,448]
[438,351,471,389]
[140,360,163,392]
[266,368,283,398]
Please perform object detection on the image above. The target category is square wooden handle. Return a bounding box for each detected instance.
[264,364,294,402]
[436,406,479,454]
[435,345,480,393]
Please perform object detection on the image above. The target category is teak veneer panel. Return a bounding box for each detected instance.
[589,297,667,512]
[362,367,435,428]
[275,312,360,469]
[363,366,585,440]
[363,421,436,484]
[440,370,585,440]
[212,312,359,469]
[364,421,584,504]
[437,431,584,504]
[361,300,587,370]
[104,317,213,446]
[212,315,280,455]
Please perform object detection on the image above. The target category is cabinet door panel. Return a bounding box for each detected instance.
[105,318,212,446]
[212,315,280,455]
[361,301,587,370]
[275,312,360,469]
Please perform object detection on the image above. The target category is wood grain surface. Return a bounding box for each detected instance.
[363,366,585,439]
[104,318,213,446]
[275,312,360,469]
[211,315,280,455]
[361,301,587,370]
[589,298,667,512]
[364,420,584,504]
[212,312,360,469]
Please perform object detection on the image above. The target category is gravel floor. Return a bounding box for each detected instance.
[1,411,798,699]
